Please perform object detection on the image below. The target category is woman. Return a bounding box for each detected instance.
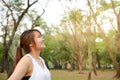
[8,29,51,80]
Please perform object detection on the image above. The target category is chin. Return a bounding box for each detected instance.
[41,45,46,49]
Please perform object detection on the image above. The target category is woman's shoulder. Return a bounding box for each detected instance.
[19,54,32,65]
[39,57,46,63]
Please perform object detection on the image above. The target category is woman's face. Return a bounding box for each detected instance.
[33,31,45,50]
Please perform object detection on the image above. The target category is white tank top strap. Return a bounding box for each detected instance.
[25,54,51,80]
[39,57,45,65]
[26,54,33,60]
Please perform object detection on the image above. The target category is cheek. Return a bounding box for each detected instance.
[39,38,43,43]
[34,39,40,46]
[38,39,43,46]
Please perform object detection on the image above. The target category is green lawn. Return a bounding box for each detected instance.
[0,72,7,80]
[51,69,115,80]
[0,69,116,80]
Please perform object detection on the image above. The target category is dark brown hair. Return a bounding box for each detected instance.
[13,29,41,71]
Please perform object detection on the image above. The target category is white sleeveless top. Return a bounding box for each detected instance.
[26,54,51,80]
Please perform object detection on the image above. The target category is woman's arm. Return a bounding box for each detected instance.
[8,56,31,80]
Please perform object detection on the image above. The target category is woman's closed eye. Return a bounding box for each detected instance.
[38,35,43,38]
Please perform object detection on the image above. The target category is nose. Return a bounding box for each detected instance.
[42,38,44,41]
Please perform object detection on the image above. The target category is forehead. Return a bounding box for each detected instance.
[33,31,41,36]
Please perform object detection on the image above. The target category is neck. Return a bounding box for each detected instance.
[30,49,41,59]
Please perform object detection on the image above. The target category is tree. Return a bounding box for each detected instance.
[59,8,88,73]
[0,0,39,75]
[87,0,120,79]
[86,18,94,80]
[111,0,120,77]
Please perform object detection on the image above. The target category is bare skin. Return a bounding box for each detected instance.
[8,31,45,80]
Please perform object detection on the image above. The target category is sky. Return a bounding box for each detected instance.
[36,0,87,26]
[0,0,118,42]
[36,0,114,33]
[0,0,87,35]
[0,0,117,33]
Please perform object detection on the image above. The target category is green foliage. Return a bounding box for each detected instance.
[112,0,120,8]
[116,54,120,62]
[41,33,58,67]
[99,1,112,11]
[99,0,120,11]
[69,9,83,24]
[0,0,119,71]
[41,29,74,68]
[41,0,120,70]
[8,0,25,13]
[56,33,71,62]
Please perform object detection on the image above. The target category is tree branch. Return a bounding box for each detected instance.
[2,0,16,25]
[108,17,118,33]
[8,0,39,49]
[29,0,38,7]
[17,0,38,27]
[27,0,30,6]
[111,0,118,16]
[87,0,118,71]
[31,0,50,29]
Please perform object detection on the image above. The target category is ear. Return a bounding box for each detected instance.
[29,44,33,47]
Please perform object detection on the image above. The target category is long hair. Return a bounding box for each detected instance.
[13,29,41,71]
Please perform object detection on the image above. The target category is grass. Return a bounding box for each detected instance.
[0,72,7,80]
[0,69,116,80]
[51,69,115,80]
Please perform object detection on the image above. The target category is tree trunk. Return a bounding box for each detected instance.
[92,26,97,76]
[96,53,101,69]
[78,59,83,74]
[115,11,120,78]
[115,67,120,78]
[111,0,120,78]
[1,44,13,76]
[1,49,9,73]
[76,48,83,73]
[92,54,97,76]
[87,0,120,78]
[87,28,92,80]
[0,47,12,76]
[88,71,91,80]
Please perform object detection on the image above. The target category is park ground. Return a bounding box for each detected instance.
[0,69,116,80]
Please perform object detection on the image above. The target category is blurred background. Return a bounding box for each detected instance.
[0,0,120,80]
